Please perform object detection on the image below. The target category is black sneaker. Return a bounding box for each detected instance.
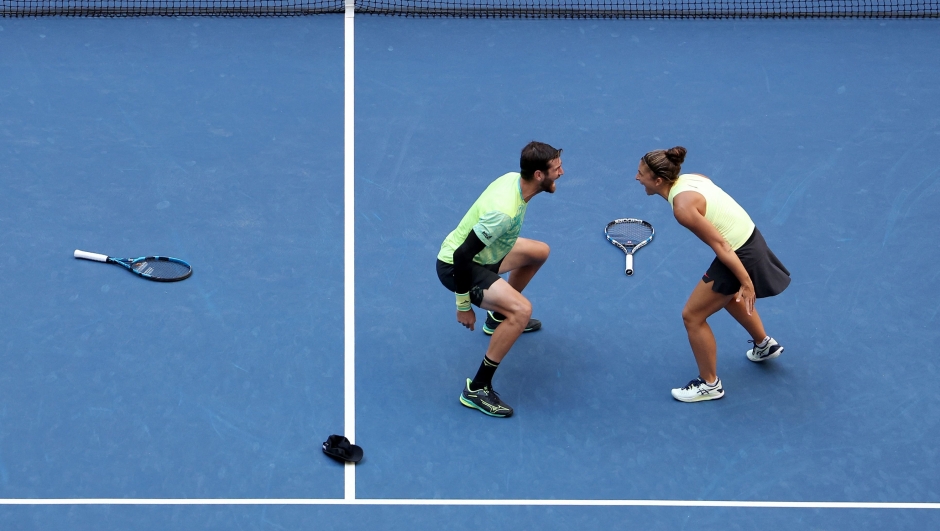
[482,311,542,336]
[459,378,514,417]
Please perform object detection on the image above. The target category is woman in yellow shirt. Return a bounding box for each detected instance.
[636,146,790,403]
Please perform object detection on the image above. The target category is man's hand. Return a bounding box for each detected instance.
[457,309,476,331]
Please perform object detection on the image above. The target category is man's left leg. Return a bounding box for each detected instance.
[459,278,531,417]
[483,238,550,335]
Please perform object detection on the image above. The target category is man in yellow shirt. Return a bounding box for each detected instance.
[436,141,563,417]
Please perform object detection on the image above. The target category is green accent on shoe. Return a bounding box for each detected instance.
[459,378,513,417]
[482,311,542,336]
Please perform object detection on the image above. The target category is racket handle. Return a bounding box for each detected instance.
[625,254,634,276]
[74,249,108,262]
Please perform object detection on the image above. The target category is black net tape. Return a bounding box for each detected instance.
[1,0,344,16]
[1,0,937,20]
[359,0,940,17]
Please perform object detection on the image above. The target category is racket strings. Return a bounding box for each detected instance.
[133,259,191,279]
[608,224,652,246]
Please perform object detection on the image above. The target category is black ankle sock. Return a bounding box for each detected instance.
[470,356,500,390]
[490,311,506,321]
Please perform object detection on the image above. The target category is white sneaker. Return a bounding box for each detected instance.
[671,377,724,403]
[747,337,783,362]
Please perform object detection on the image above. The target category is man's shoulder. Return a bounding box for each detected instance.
[486,172,520,189]
[476,172,521,209]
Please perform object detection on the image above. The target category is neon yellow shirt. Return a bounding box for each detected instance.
[668,174,755,250]
[438,172,527,265]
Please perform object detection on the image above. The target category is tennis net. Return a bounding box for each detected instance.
[2,0,937,17]
[1,0,343,16]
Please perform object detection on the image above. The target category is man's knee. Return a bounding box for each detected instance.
[529,240,550,264]
[538,241,550,262]
[505,296,532,322]
[517,238,549,259]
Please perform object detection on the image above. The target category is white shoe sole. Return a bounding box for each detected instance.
[671,389,725,403]
[747,345,783,363]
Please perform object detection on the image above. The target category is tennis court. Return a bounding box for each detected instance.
[2,2,939,529]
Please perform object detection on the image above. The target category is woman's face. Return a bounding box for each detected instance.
[635,159,661,196]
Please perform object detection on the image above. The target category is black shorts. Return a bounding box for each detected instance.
[436,259,503,307]
[703,227,791,298]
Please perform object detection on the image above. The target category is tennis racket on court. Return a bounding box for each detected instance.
[74,249,192,282]
[605,219,654,276]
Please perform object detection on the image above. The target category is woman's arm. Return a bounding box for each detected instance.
[672,191,755,314]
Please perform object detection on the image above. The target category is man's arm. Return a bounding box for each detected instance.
[452,230,487,295]
[451,230,487,330]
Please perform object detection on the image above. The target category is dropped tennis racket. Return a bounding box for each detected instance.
[74,249,192,282]
[605,218,654,276]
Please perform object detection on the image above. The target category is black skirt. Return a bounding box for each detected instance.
[703,227,790,299]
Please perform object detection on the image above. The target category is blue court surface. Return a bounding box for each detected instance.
[3,11,940,531]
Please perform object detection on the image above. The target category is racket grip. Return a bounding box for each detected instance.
[74,249,108,262]
[625,254,634,276]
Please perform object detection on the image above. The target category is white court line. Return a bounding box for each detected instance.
[0,499,938,509]
[344,0,357,502]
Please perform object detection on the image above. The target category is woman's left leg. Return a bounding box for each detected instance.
[724,295,767,342]
[682,280,735,383]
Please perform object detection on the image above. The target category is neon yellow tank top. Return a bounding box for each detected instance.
[667,174,755,250]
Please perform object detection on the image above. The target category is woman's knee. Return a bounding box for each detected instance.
[681,306,706,328]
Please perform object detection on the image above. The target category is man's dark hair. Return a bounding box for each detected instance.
[520,141,562,181]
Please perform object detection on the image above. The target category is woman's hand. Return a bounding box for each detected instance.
[736,282,756,315]
[457,309,476,331]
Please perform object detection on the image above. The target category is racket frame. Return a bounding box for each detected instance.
[74,249,192,282]
[604,218,655,276]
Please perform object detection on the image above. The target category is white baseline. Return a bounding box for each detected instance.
[0,499,937,508]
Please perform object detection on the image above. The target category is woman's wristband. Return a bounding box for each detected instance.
[455,292,472,312]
